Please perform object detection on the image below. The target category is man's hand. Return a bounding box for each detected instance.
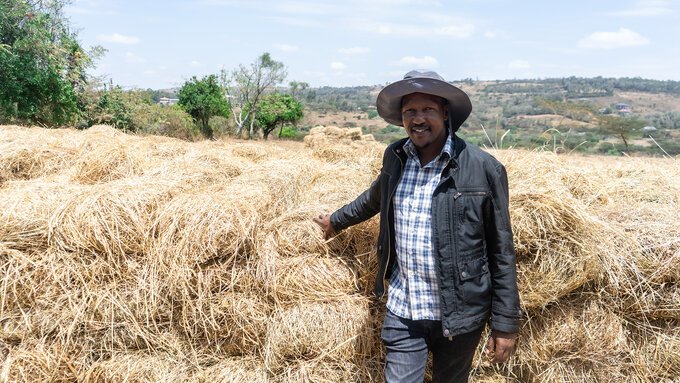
[313,213,335,240]
[485,330,517,364]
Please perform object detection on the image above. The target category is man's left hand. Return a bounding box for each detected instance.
[485,330,517,364]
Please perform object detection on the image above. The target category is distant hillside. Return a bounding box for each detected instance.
[297,77,680,156]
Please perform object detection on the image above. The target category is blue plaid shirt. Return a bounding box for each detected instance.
[386,134,453,320]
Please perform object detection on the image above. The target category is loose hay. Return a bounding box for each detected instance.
[0,180,85,250]
[197,356,268,383]
[0,339,87,383]
[83,352,196,383]
[271,358,383,383]
[518,296,630,382]
[264,295,374,372]
[179,291,269,356]
[267,255,358,303]
[510,193,604,308]
[71,140,146,184]
[49,178,175,259]
[150,184,263,269]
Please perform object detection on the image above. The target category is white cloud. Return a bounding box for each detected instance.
[578,28,649,49]
[610,0,674,16]
[484,31,497,39]
[393,56,439,68]
[190,60,202,67]
[274,43,300,52]
[339,47,371,55]
[508,60,531,69]
[124,52,145,63]
[98,33,140,45]
[436,24,475,38]
[330,61,347,70]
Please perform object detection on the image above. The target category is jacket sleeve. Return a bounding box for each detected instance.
[329,172,382,233]
[485,161,521,334]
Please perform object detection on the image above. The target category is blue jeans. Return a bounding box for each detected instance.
[381,310,483,383]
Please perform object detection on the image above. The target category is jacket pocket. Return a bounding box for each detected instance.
[458,249,491,306]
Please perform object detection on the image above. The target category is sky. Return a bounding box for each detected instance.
[64,0,680,90]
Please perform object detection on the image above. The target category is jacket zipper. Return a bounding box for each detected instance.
[454,191,487,199]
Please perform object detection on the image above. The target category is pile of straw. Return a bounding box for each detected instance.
[1,124,678,382]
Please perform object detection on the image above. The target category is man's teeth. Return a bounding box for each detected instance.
[413,127,428,132]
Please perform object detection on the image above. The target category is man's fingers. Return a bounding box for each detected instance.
[485,336,494,354]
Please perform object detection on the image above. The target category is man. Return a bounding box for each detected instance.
[314,70,521,383]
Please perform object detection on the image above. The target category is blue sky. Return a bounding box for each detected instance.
[65,0,680,89]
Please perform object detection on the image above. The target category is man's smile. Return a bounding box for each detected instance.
[411,126,430,133]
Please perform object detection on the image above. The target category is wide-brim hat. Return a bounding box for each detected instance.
[376,70,472,132]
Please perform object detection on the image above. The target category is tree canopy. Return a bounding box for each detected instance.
[221,52,287,138]
[0,0,102,125]
[178,74,230,139]
[253,93,303,139]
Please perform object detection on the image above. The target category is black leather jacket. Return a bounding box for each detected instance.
[330,134,521,337]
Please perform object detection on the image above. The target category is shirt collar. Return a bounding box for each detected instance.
[403,133,454,163]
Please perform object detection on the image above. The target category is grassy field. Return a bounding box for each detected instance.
[0,124,678,382]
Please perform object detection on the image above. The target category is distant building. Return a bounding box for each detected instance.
[159,97,179,106]
[642,126,657,132]
[615,102,632,115]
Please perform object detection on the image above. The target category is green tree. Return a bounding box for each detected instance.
[178,74,230,139]
[221,52,287,138]
[253,93,303,140]
[597,115,646,149]
[0,0,102,125]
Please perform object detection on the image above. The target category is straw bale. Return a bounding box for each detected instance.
[236,158,318,216]
[264,295,374,372]
[0,140,75,184]
[498,150,571,196]
[265,207,333,257]
[597,201,680,284]
[83,352,196,383]
[268,255,358,303]
[299,162,377,208]
[142,147,244,190]
[510,193,604,308]
[231,143,269,162]
[0,180,85,250]
[518,296,629,382]
[180,291,269,356]
[197,356,268,383]
[71,139,147,184]
[0,339,87,383]
[150,183,265,270]
[302,133,327,148]
[271,358,383,383]
[627,320,680,381]
[49,178,175,258]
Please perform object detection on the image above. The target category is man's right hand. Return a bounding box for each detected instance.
[313,212,335,240]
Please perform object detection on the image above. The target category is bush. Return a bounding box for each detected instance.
[278,125,303,140]
[137,105,198,141]
[208,116,236,138]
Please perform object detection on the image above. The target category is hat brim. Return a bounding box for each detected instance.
[376,77,472,131]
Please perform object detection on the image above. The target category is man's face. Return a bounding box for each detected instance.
[401,92,448,156]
